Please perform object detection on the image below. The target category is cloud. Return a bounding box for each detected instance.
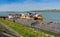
[0,0,60,11]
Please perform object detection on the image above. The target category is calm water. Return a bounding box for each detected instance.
[0,12,60,23]
[41,12,60,23]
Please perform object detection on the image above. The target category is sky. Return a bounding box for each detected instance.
[0,0,60,11]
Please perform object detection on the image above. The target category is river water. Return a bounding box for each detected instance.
[0,12,60,23]
[41,12,60,23]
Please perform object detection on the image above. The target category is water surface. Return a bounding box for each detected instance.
[0,12,60,23]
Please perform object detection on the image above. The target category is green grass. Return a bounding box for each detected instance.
[0,19,60,37]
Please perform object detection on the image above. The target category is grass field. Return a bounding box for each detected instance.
[0,19,60,37]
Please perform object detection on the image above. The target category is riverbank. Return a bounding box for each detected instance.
[0,19,59,37]
[30,9,60,12]
[15,19,60,34]
[0,19,58,37]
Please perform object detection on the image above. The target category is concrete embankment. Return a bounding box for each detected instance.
[15,19,39,26]
[0,23,22,37]
[15,19,60,34]
[34,20,60,34]
[5,18,60,34]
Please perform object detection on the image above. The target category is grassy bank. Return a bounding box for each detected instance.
[0,19,59,37]
[30,9,60,12]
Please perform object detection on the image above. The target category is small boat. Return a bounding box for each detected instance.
[7,12,43,22]
[19,12,43,21]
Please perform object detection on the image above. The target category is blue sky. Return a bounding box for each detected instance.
[0,0,60,11]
